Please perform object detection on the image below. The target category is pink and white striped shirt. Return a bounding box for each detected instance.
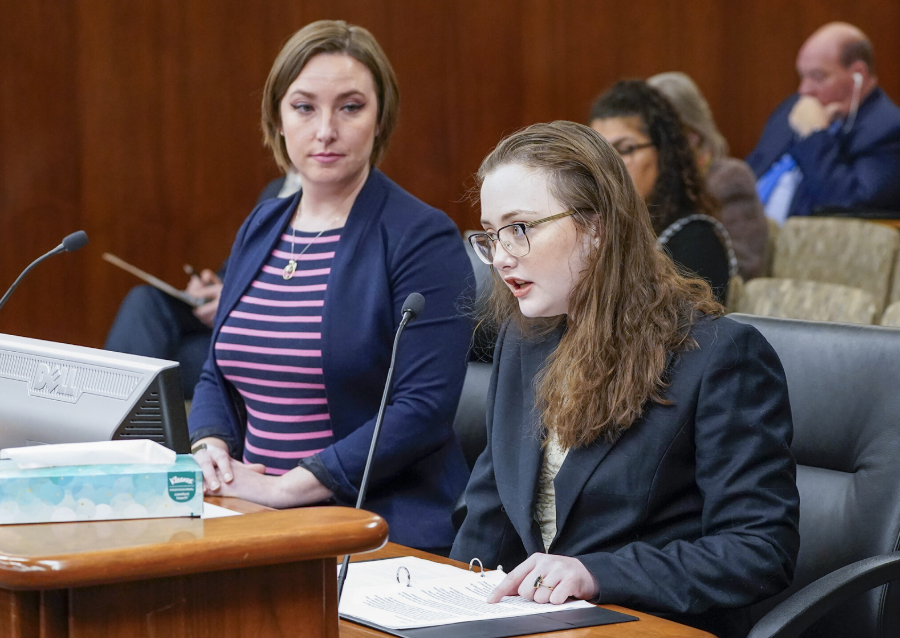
[215,227,341,475]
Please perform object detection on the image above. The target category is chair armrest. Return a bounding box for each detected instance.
[748,552,900,638]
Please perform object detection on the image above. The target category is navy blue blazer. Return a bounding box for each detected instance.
[189,169,474,549]
[746,87,900,217]
[451,316,800,637]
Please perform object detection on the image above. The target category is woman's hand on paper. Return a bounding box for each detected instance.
[487,553,599,605]
[206,462,334,509]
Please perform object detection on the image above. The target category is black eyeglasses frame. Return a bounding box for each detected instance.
[467,210,579,265]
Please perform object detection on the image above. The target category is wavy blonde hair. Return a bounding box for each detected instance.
[478,121,723,449]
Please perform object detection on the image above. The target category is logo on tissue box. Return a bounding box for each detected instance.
[30,362,79,402]
[167,472,197,502]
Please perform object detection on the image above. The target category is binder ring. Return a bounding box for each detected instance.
[468,558,485,577]
[396,566,411,587]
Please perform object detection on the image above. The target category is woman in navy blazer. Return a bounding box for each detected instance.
[189,21,472,551]
[452,121,799,637]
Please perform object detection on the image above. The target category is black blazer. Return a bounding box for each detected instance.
[451,316,800,637]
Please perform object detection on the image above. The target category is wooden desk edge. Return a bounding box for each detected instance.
[0,500,387,590]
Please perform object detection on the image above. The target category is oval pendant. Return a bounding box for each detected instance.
[283,260,297,280]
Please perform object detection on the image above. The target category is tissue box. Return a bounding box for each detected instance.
[0,454,203,525]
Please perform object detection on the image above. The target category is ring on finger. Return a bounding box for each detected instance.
[534,576,555,591]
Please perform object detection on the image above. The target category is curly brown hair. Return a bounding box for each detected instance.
[589,80,717,236]
[478,121,722,449]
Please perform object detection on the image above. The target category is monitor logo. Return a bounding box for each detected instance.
[30,362,79,402]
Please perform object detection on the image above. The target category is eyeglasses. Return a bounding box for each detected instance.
[468,211,578,265]
[613,141,654,158]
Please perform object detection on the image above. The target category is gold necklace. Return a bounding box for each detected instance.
[283,212,341,280]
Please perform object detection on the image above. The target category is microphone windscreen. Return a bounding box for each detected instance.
[62,231,89,252]
[401,293,425,321]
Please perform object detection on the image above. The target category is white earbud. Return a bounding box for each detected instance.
[844,73,864,133]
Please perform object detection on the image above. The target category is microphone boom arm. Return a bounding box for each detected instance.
[336,304,418,601]
[354,310,414,511]
[0,244,65,313]
[0,231,89,314]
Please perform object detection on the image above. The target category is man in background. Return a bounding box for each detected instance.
[104,172,301,399]
[747,22,900,223]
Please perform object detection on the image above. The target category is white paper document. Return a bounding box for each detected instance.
[201,502,243,519]
[339,556,594,629]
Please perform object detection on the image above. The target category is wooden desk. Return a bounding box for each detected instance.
[341,544,714,638]
[0,497,388,638]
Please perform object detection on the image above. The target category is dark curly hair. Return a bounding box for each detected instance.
[589,80,717,235]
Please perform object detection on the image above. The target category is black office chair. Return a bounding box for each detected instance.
[463,234,497,364]
[452,360,491,472]
[450,237,495,528]
[463,232,494,302]
[450,359,491,530]
[729,315,900,638]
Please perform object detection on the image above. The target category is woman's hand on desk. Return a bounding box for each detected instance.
[205,463,334,509]
[487,553,599,605]
[192,437,239,492]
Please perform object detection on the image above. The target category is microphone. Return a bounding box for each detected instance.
[0,231,90,313]
[62,231,89,252]
[337,292,426,601]
[401,292,425,321]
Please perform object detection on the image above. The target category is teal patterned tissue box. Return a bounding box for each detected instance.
[0,454,203,525]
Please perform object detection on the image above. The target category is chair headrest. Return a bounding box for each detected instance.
[730,314,900,472]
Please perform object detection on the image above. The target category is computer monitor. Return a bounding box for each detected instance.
[0,333,190,453]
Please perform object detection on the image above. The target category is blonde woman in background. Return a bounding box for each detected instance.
[649,72,768,279]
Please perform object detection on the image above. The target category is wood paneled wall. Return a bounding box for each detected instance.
[2,0,899,347]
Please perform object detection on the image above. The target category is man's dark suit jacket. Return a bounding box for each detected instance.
[451,316,800,638]
[746,87,900,217]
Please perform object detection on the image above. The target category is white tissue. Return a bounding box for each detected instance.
[0,440,177,469]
